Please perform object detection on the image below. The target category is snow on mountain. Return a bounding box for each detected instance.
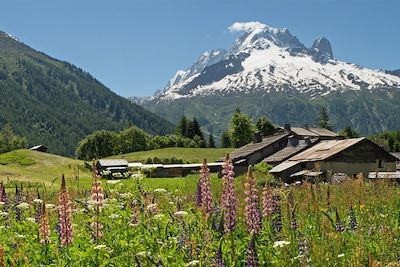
[156,22,400,100]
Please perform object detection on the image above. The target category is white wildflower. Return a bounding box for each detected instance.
[94,244,107,250]
[26,217,36,223]
[0,211,8,217]
[45,204,55,209]
[120,192,132,199]
[33,198,43,204]
[174,211,188,217]
[109,213,120,219]
[338,254,345,258]
[146,204,157,210]
[16,202,30,209]
[186,260,200,266]
[154,188,167,193]
[153,214,165,220]
[0,202,4,205]
[273,240,290,248]
[106,180,121,185]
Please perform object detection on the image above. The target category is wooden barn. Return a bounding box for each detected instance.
[391,153,400,170]
[97,159,129,173]
[270,138,398,183]
[30,145,48,153]
[221,131,290,168]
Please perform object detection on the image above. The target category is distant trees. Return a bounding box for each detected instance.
[0,124,27,154]
[338,126,360,139]
[256,116,275,136]
[229,109,256,148]
[370,131,400,152]
[175,116,206,148]
[75,130,117,160]
[76,125,207,160]
[317,107,333,130]
[208,133,216,148]
[220,131,231,148]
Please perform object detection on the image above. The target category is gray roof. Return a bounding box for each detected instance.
[263,138,318,164]
[289,127,339,138]
[391,153,400,160]
[289,138,365,162]
[270,161,300,173]
[227,132,290,162]
[98,159,128,167]
[368,172,400,179]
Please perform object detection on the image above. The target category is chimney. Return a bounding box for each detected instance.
[284,123,291,131]
[252,132,262,143]
[304,137,312,146]
[288,135,299,147]
[304,124,309,130]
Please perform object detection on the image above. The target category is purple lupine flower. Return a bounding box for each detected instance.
[298,234,310,265]
[349,206,358,230]
[200,159,213,215]
[335,208,345,233]
[246,236,259,267]
[213,243,225,267]
[271,194,282,232]
[58,175,73,246]
[221,154,237,234]
[1,186,7,206]
[262,186,274,218]
[14,185,23,221]
[291,208,299,230]
[244,167,260,234]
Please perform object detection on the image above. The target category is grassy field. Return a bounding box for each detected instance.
[107,147,234,163]
[0,149,92,188]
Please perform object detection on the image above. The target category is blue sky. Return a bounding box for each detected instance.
[2,0,399,97]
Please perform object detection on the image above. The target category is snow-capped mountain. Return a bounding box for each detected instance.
[156,22,400,100]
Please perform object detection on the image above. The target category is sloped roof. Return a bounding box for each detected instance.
[228,131,290,162]
[263,138,318,163]
[307,127,339,137]
[30,145,48,150]
[270,161,300,173]
[290,127,339,138]
[290,127,319,137]
[98,159,128,167]
[391,153,400,160]
[289,138,365,162]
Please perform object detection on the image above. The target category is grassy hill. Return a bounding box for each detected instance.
[107,147,234,163]
[0,149,92,189]
[0,31,174,156]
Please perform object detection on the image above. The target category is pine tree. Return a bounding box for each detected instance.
[208,133,216,148]
[221,131,231,148]
[317,107,333,130]
[175,115,188,137]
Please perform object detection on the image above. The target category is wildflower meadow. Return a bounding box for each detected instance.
[0,156,399,266]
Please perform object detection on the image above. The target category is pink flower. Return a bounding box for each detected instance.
[221,154,236,234]
[39,203,50,244]
[244,167,260,234]
[58,175,73,246]
[91,161,104,242]
[199,159,213,215]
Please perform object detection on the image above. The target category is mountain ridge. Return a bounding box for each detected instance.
[0,31,174,156]
[153,22,400,100]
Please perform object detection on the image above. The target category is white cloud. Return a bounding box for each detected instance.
[228,21,267,33]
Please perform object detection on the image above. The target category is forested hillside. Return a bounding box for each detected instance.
[0,31,173,156]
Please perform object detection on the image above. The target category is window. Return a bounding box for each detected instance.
[378,160,384,168]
